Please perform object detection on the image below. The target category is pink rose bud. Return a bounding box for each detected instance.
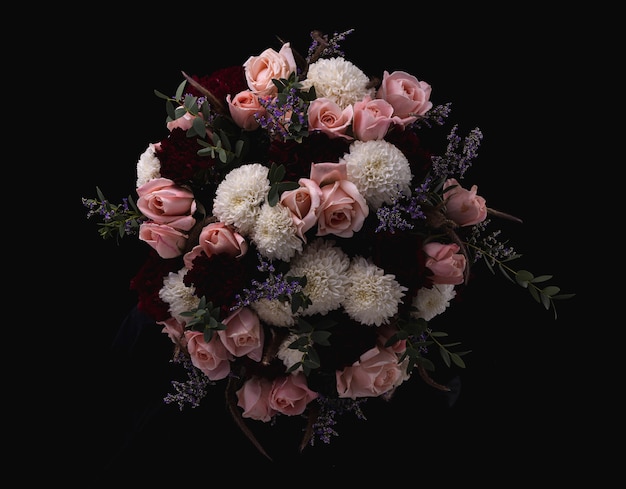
[184,330,232,381]
[218,307,264,362]
[268,373,318,416]
[136,177,197,231]
[138,222,188,259]
[443,178,488,226]
[423,242,466,285]
[280,178,323,241]
[352,95,398,141]
[227,90,267,131]
[236,376,276,422]
[307,97,354,140]
[243,43,297,96]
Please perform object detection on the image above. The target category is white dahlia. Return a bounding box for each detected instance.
[252,202,303,261]
[342,139,413,209]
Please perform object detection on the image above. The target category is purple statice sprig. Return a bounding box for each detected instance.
[256,72,316,143]
[164,351,214,410]
[82,187,146,242]
[307,396,367,446]
[430,124,483,180]
[305,28,356,65]
[375,177,434,233]
[232,253,312,314]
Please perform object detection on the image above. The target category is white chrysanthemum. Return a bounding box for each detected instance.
[251,298,296,327]
[288,238,350,316]
[212,163,270,236]
[342,256,408,326]
[342,140,413,210]
[411,284,457,321]
[301,57,375,109]
[136,143,161,188]
[158,268,199,324]
[277,333,305,373]
[252,202,303,261]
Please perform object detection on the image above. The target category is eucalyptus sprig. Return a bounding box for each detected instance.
[180,297,227,343]
[286,317,336,375]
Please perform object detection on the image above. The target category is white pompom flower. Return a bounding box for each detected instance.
[252,298,297,328]
[342,139,413,209]
[342,256,407,326]
[301,57,375,109]
[136,143,161,188]
[288,238,351,316]
[252,202,303,261]
[411,284,457,321]
[158,268,199,324]
[212,163,270,236]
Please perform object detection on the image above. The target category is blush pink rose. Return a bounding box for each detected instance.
[279,178,323,241]
[376,70,433,126]
[243,42,297,96]
[352,95,398,141]
[166,112,199,132]
[136,177,197,231]
[336,345,408,399]
[183,221,248,269]
[309,161,348,187]
[157,316,187,347]
[423,242,467,285]
[268,373,318,416]
[377,323,407,354]
[236,376,276,422]
[443,178,488,227]
[218,307,264,362]
[139,222,188,259]
[307,97,354,140]
[226,90,267,131]
[316,179,369,238]
[184,330,232,381]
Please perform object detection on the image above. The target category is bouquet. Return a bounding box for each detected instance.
[84,28,573,459]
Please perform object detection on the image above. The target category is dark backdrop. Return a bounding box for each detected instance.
[53,10,602,484]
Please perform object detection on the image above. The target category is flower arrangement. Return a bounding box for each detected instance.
[83,28,573,459]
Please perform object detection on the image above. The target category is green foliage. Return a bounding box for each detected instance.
[180,297,227,343]
[82,187,145,243]
[267,163,299,206]
[286,317,336,375]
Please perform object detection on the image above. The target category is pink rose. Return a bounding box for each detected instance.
[218,307,264,362]
[279,178,323,241]
[377,323,407,354]
[336,345,408,399]
[307,97,354,140]
[443,178,487,226]
[139,222,188,259]
[183,221,248,269]
[352,95,398,141]
[166,112,199,132]
[136,177,197,231]
[316,179,369,238]
[243,43,297,96]
[309,161,348,187]
[376,70,433,125]
[157,316,187,347]
[236,376,276,422]
[226,90,267,131]
[423,242,467,285]
[184,330,232,381]
[268,373,318,416]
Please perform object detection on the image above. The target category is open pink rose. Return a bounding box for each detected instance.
[243,42,297,96]
[307,97,354,140]
[236,376,276,422]
[423,242,467,285]
[316,179,369,238]
[136,177,197,231]
[227,90,267,131]
[443,178,487,227]
[376,70,432,126]
[184,330,232,381]
[183,221,248,269]
[336,345,408,399]
[268,373,318,416]
[352,95,398,141]
[139,222,188,259]
[218,307,264,362]
[279,178,323,241]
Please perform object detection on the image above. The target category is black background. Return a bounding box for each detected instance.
[42,7,610,484]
